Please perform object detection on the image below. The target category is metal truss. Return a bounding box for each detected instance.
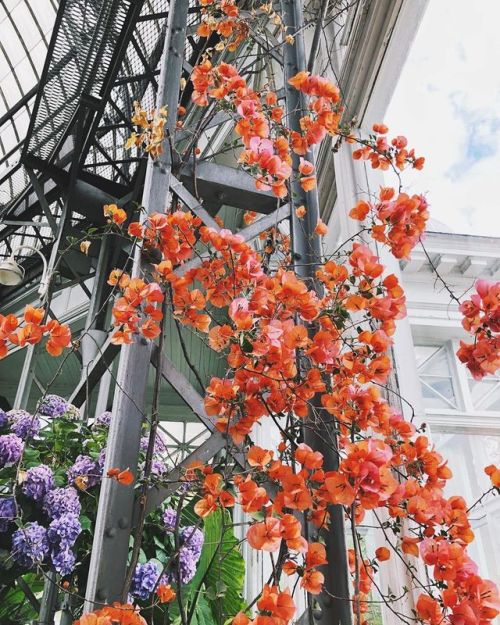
[0,0,355,622]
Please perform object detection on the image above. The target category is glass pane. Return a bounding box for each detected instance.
[469,379,500,410]
[420,376,456,409]
[422,347,452,376]
[432,432,500,581]
[415,345,438,367]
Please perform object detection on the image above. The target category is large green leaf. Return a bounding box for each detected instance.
[191,508,245,624]
[168,509,245,625]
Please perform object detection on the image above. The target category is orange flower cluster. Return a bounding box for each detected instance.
[233,584,296,625]
[112,194,499,624]
[352,123,425,171]
[104,203,127,226]
[191,63,345,197]
[457,279,500,379]
[196,0,248,51]
[349,186,429,259]
[108,273,164,345]
[194,470,235,517]
[75,603,147,625]
[0,305,71,358]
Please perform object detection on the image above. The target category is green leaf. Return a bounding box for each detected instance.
[189,509,245,624]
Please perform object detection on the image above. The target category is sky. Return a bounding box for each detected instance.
[385,0,500,237]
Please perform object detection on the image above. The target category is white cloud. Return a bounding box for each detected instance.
[385,0,500,236]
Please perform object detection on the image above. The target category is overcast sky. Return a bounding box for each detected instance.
[385,0,500,237]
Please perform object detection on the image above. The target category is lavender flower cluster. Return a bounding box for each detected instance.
[22,465,54,502]
[0,408,8,429]
[8,410,40,440]
[178,526,204,584]
[0,497,16,531]
[93,410,112,427]
[0,433,23,467]
[43,487,81,519]
[11,522,49,568]
[37,395,69,417]
[2,447,83,575]
[130,561,161,600]
[67,454,102,488]
[161,509,205,586]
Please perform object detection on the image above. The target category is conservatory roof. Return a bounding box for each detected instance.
[0,0,59,176]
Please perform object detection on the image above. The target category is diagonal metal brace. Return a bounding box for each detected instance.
[170,176,221,230]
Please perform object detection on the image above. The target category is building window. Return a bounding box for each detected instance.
[415,344,458,410]
[467,372,500,411]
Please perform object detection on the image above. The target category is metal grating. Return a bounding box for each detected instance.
[26,0,134,161]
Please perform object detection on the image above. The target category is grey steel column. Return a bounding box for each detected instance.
[279,0,352,623]
[35,571,58,625]
[79,236,112,421]
[84,0,190,609]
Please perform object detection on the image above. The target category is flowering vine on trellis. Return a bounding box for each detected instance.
[0,0,499,624]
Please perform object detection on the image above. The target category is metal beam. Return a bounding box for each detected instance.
[280,0,351,623]
[169,176,220,230]
[84,0,191,609]
[151,347,214,432]
[69,338,120,408]
[179,160,278,214]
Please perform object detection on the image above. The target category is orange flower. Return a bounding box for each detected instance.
[157,584,176,603]
[232,612,251,625]
[247,517,282,551]
[295,205,307,218]
[301,569,324,594]
[416,594,442,625]
[375,546,390,561]
[298,158,314,175]
[24,305,44,325]
[401,536,419,557]
[248,446,273,468]
[314,219,328,236]
[107,468,134,485]
[485,464,500,488]
[104,203,127,225]
[300,176,316,192]
[349,200,370,221]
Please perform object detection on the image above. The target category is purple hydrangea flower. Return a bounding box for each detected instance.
[0,497,16,532]
[162,507,178,530]
[130,561,161,600]
[22,465,55,503]
[151,459,167,476]
[94,411,112,427]
[8,410,40,440]
[97,447,106,470]
[43,487,81,519]
[0,433,23,467]
[51,546,76,576]
[47,513,81,548]
[163,525,204,585]
[37,395,69,417]
[181,526,204,558]
[0,409,8,429]
[140,430,166,453]
[11,522,49,568]
[67,454,101,488]
[179,547,198,584]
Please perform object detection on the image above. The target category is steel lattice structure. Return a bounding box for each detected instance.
[0,0,424,623]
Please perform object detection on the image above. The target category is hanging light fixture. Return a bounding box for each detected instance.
[0,245,50,297]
